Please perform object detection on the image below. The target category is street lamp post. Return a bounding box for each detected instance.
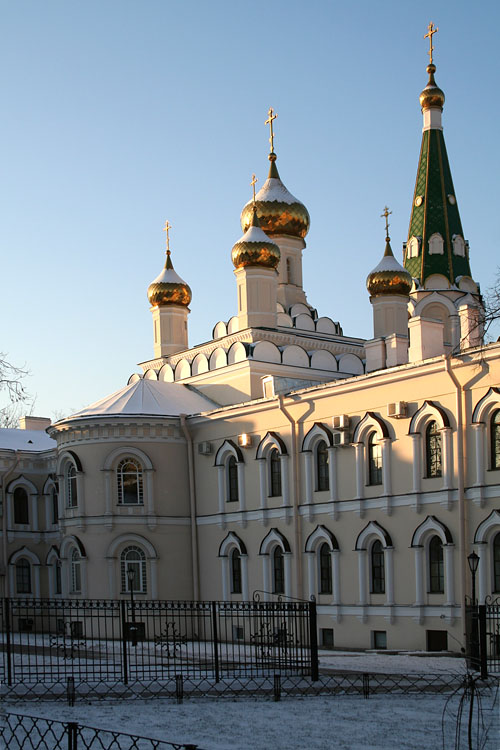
[467,551,480,672]
[467,551,479,605]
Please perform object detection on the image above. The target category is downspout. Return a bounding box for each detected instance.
[180,415,200,600]
[1,451,20,597]
[444,356,467,636]
[278,395,303,599]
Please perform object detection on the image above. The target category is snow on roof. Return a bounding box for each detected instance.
[234,224,278,245]
[63,378,216,421]
[0,428,56,452]
[256,176,302,205]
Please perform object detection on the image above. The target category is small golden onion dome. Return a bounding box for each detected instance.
[147,251,192,307]
[232,206,281,269]
[240,154,310,239]
[366,239,412,297]
[419,63,445,110]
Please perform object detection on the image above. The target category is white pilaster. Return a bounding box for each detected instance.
[284,554,292,598]
[304,452,313,504]
[354,443,364,499]
[332,549,340,604]
[444,545,455,606]
[414,547,425,605]
[327,447,337,502]
[385,548,394,606]
[381,439,392,496]
[472,424,485,486]
[358,549,368,605]
[258,459,267,509]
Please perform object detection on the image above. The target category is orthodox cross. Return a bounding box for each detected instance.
[163,220,172,255]
[265,107,278,153]
[250,173,258,202]
[381,206,392,239]
[424,22,438,64]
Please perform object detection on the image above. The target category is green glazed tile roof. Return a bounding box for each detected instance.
[405,128,472,285]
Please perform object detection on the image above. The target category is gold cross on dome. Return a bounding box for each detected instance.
[424,22,439,64]
[265,107,278,153]
[163,220,172,255]
[250,173,258,202]
[381,206,392,239]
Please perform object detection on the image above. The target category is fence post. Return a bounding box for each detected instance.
[308,600,319,682]
[67,676,75,706]
[273,673,281,702]
[120,600,129,685]
[478,605,488,680]
[362,673,370,699]
[67,721,78,750]
[176,674,184,704]
[4,598,12,687]
[211,601,220,684]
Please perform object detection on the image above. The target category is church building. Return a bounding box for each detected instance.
[1,28,499,653]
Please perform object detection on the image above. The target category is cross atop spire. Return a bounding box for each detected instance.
[424,22,438,64]
[265,107,278,154]
[250,173,258,202]
[381,205,392,241]
[163,220,172,256]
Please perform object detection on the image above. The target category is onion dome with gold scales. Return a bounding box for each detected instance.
[367,207,412,297]
[240,108,310,239]
[232,201,281,269]
[147,221,192,307]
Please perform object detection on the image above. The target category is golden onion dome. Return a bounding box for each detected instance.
[147,251,192,307]
[419,63,445,110]
[240,154,310,239]
[366,239,412,297]
[232,206,281,269]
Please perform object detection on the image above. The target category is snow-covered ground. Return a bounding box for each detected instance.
[5,653,499,749]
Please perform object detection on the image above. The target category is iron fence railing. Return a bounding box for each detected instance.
[1,712,201,750]
[0,597,317,695]
[484,594,500,672]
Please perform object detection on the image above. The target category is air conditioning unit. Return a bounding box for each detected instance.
[332,415,350,430]
[198,441,213,455]
[387,401,408,419]
[332,431,350,447]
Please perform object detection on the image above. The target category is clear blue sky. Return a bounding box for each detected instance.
[2,0,499,419]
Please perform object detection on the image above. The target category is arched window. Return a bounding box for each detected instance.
[55,561,62,595]
[428,232,444,255]
[16,558,31,594]
[66,465,78,508]
[316,441,329,492]
[429,535,444,593]
[491,410,500,470]
[227,456,239,503]
[70,549,82,593]
[371,540,385,594]
[319,543,332,595]
[368,433,382,486]
[13,487,29,525]
[273,547,285,594]
[231,548,242,594]
[426,422,442,478]
[117,458,144,505]
[493,532,500,593]
[51,487,59,524]
[121,546,147,593]
[286,257,293,284]
[269,449,282,497]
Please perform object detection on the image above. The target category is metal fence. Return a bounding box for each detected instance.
[1,712,201,750]
[0,597,317,698]
[485,594,500,672]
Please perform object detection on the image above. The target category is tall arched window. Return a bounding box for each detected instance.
[16,558,31,594]
[66,465,78,508]
[117,458,144,505]
[368,433,382,486]
[273,547,285,594]
[13,487,29,525]
[316,441,329,492]
[51,487,59,524]
[70,549,82,593]
[429,535,444,593]
[319,543,332,595]
[491,410,500,470]
[121,546,147,593]
[227,456,239,503]
[269,449,282,497]
[493,532,500,593]
[231,548,242,594]
[426,422,442,478]
[371,540,385,594]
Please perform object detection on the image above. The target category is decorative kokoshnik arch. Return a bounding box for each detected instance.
[408,401,453,496]
[473,509,500,601]
[218,532,249,600]
[355,521,395,609]
[471,388,500,490]
[351,412,392,500]
[304,525,340,603]
[410,515,455,607]
[302,423,337,508]
[259,528,292,600]
[255,432,290,512]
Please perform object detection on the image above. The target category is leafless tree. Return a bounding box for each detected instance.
[0,354,30,428]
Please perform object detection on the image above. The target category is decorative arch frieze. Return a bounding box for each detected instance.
[411,515,453,546]
[259,527,291,555]
[214,440,244,466]
[352,412,390,443]
[255,432,288,459]
[302,423,334,452]
[304,524,339,552]
[355,521,393,550]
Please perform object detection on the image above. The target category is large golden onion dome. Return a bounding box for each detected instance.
[419,63,445,110]
[367,239,412,297]
[240,154,310,239]
[147,251,192,307]
[232,205,281,269]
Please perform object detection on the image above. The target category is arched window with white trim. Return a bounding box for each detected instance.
[352,412,392,499]
[494,532,500,593]
[117,458,144,505]
[215,441,245,513]
[473,511,500,601]
[411,516,455,606]
[256,432,289,511]
[355,521,394,607]
[316,441,329,492]
[259,528,292,600]
[426,422,442,478]
[302,424,336,505]
[231,548,242,594]
[429,535,444,593]
[227,456,239,503]
[409,401,453,494]
[16,558,31,594]
[368,433,382,486]
[273,547,285,594]
[304,525,340,601]
[51,486,59,524]
[121,545,147,593]
[218,532,248,600]
[371,540,385,594]
[66,465,78,508]
[71,549,82,593]
[13,487,29,525]
[319,543,332,595]
[491,410,500,471]
[269,449,282,497]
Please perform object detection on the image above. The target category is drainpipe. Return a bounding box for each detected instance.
[180,415,200,600]
[1,450,20,597]
[278,395,303,599]
[444,356,467,637]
